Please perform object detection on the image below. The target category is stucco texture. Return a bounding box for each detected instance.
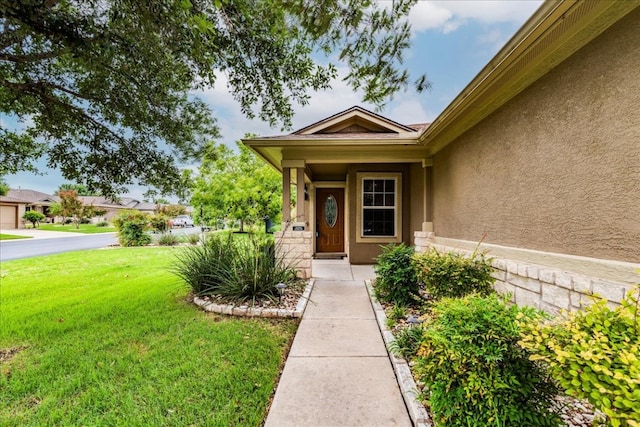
[432,8,640,263]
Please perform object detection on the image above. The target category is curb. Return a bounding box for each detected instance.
[193,279,315,318]
[365,280,432,427]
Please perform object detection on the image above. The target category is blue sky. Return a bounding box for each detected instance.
[3,0,543,199]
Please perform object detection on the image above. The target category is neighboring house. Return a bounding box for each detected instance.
[244,1,640,313]
[0,195,29,229]
[7,189,60,222]
[3,189,171,224]
[76,196,162,221]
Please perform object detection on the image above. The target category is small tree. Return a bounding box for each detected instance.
[58,190,96,228]
[23,211,46,228]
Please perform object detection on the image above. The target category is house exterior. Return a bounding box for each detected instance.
[1,189,170,226]
[76,196,161,221]
[6,189,60,226]
[244,0,640,313]
[0,195,29,229]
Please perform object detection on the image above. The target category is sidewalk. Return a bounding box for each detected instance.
[264,260,412,427]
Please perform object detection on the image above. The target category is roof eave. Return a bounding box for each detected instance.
[418,0,640,154]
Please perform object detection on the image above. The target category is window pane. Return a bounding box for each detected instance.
[385,194,394,206]
[374,194,384,206]
[363,193,373,206]
[364,180,374,192]
[384,180,395,192]
[363,208,394,236]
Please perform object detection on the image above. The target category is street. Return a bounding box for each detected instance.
[0,233,118,262]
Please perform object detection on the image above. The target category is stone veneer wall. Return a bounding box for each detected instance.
[414,232,635,314]
[275,229,313,279]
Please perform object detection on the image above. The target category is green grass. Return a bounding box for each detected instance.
[35,223,117,234]
[0,234,31,240]
[0,247,297,426]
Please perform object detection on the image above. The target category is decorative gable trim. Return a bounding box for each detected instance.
[294,106,416,135]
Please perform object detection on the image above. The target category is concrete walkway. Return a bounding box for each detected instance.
[264,260,412,427]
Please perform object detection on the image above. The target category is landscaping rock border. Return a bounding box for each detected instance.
[193,279,315,318]
[365,280,432,427]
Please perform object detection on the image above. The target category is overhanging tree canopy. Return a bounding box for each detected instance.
[0,0,427,197]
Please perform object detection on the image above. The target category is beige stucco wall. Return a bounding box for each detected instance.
[348,163,418,264]
[432,8,640,264]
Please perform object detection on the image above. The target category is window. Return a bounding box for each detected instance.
[356,172,402,243]
[362,178,396,236]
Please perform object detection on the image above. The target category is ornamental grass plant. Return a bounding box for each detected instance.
[173,232,299,304]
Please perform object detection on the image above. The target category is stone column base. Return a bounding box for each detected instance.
[275,229,313,279]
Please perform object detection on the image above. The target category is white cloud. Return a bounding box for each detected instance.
[408,0,543,34]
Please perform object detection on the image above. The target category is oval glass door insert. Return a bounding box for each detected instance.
[324,195,338,228]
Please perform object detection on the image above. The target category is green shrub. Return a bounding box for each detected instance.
[149,213,170,233]
[173,233,298,304]
[113,210,151,247]
[388,325,424,360]
[23,211,46,228]
[413,248,495,300]
[186,233,200,245]
[414,294,561,427]
[157,232,181,246]
[518,286,640,427]
[96,221,109,227]
[374,243,421,306]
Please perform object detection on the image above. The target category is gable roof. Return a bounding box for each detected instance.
[294,106,419,135]
[7,189,59,204]
[0,195,30,204]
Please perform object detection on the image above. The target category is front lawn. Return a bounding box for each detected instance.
[34,223,117,233]
[0,247,297,426]
[0,234,31,240]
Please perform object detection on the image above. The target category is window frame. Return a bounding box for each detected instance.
[356,172,402,244]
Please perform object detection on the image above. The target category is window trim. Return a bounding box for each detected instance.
[356,172,402,244]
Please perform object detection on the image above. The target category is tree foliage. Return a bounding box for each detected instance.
[55,183,99,196]
[191,140,281,231]
[0,177,8,196]
[22,210,45,227]
[58,189,94,228]
[0,0,426,197]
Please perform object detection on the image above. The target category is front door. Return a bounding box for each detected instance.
[316,188,344,253]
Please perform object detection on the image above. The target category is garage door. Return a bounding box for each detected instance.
[0,205,18,229]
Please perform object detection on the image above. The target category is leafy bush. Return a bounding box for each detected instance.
[388,325,424,360]
[96,221,110,227]
[157,232,181,246]
[113,210,151,247]
[414,294,561,427]
[22,211,46,228]
[149,213,170,233]
[413,248,495,300]
[518,286,640,427]
[374,243,421,306]
[173,233,298,304]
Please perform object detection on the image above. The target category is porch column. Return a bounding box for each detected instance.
[282,167,291,224]
[296,166,305,223]
[415,159,434,253]
[422,159,433,232]
[277,160,312,279]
